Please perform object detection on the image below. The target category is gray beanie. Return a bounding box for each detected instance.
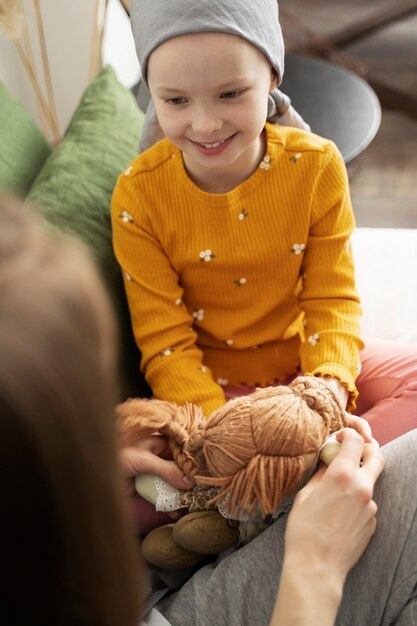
[131,0,285,87]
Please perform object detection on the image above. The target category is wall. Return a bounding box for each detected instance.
[0,0,139,138]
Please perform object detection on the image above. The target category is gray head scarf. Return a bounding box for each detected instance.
[131,0,310,152]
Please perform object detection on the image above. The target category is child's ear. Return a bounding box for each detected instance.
[269,69,279,92]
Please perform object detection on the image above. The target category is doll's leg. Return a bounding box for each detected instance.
[156,430,417,626]
[355,339,417,445]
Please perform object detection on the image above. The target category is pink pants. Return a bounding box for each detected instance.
[225,339,417,447]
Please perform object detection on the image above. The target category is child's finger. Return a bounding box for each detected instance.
[345,414,373,442]
[121,447,194,489]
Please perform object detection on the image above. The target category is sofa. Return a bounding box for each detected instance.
[1,65,416,400]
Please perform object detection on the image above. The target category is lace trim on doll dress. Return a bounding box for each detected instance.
[154,476,182,512]
[153,477,219,513]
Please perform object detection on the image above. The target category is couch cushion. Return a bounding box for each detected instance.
[353,227,417,343]
[0,81,52,197]
[27,65,149,396]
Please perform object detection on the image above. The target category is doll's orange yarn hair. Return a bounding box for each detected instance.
[116,377,348,517]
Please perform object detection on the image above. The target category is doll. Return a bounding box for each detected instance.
[116,377,348,569]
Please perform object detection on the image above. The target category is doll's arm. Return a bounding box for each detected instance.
[136,472,219,513]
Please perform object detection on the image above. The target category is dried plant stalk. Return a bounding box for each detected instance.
[21,19,49,136]
[32,0,59,141]
[119,0,130,15]
[89,0,107,80]
[0,0,25,40]
[0,0,60,142]
[14,38,57,132]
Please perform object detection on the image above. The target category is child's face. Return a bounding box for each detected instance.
[148,32,277,188]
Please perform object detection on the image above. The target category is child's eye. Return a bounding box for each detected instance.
[164,97,187,106]
[220,90,243,100]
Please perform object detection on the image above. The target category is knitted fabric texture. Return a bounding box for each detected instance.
[131,0,284,86]
[116,376,348,517]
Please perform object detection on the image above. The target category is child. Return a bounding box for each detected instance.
[111,0,417,446]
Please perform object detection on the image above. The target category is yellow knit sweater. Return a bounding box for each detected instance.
[111,123,364,415]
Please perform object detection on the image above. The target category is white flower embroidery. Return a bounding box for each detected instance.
[160,347,175,357]
[192,308,205,321]
[225,339,234,346]
[175,298,183,306]
[308,333,320,346]
[199,249,215,262]
[217,377,229,386]
[259,155,271,171]
[125,272,132,281]
[239,209,249,221]
[234,277,247,287]
[290,152,302,163]
[119,210,133,223]
[290,243,305,255]
[124,166,133,176]
[198,366,207,374]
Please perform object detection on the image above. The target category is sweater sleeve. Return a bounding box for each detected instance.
[111,171,226,416]
[298,141,364,410]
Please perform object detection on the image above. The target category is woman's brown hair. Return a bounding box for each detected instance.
[0,197,142,625]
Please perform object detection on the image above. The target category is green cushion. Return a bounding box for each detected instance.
[0,81,52,197]
[27,65,149,397]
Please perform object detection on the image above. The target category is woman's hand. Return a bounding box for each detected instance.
[271,428,384,626]
[288,428,384,579]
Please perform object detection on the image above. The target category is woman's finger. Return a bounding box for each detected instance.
[332,427,366,468]
[360,443,385,483]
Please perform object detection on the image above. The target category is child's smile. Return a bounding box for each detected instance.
[148,32,277,193]
[189,133,236,156]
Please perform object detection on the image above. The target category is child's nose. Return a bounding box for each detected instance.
[191,106,222,136]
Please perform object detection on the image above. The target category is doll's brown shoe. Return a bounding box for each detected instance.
[172,510,239,554]
[141,524,205,570]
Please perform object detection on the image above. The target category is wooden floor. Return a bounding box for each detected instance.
[281,1,417,228]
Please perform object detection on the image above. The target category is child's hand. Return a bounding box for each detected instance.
[319,376,349,408]
[119,435,194,496]
[318,376,375,443]
[344,413,374,444]
[120,435,194,534]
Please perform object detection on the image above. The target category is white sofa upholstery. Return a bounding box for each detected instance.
[353,228,417,343]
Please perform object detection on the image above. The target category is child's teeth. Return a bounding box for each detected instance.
[202,139,226,149]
